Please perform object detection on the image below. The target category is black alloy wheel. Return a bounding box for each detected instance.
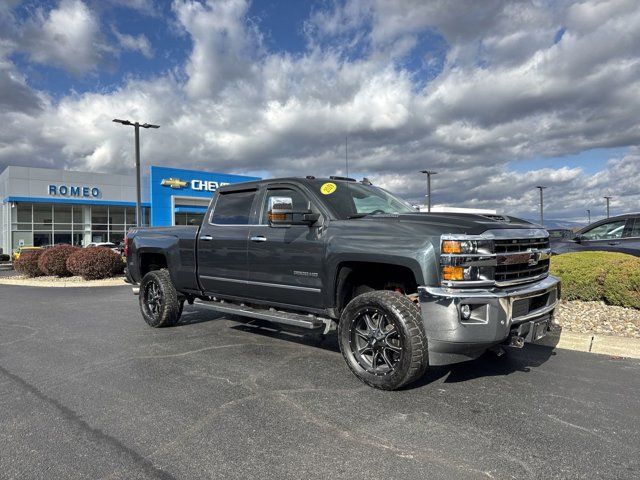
[351,308,402,376]
[338,290,429,390]
[139,269,182,328]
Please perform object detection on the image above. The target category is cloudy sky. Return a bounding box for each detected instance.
[1,0,639,222]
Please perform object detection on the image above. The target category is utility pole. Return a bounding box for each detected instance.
[113,119,160,226]
[604,196,612,218]
[586,209,591,224]
[419,170,437,212]
[535,186,547,227]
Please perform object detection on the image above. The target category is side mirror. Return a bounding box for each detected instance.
[573,234,583,243]
[268,196,294,226]
[268,196,319,227]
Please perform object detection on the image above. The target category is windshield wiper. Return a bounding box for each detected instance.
[346,213,369,219]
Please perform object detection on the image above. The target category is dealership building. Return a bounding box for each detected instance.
[0,165,258,253]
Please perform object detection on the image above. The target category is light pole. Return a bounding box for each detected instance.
[419,170,437,212]
[586,209,591,224]
[113,119,160,227]
[535,186,547,227]
[604,196,612,218]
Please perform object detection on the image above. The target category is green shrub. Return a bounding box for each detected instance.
[0,254,10,261]
[67,247,124,280]
[602,258,640,309]
[37,245,80,277]
[550,252,640,308]
[13,250,45,277]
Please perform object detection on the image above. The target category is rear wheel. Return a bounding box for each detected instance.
[338,291,428,390]
[139,269,182,328]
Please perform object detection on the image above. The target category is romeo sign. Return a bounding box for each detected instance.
[48,185,101,198]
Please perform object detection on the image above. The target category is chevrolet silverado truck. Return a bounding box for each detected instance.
[125,176,560,390]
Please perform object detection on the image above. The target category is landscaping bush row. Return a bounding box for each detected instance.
[13,245,124,280]
[0,253,10,261]
[550,252,640,309]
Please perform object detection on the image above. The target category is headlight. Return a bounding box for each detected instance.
[440,236,494,286]
[441,240,478,254]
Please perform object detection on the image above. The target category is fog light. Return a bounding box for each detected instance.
[460,304,471,320]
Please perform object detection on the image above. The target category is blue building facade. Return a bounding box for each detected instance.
[149,166,259,226]
[0,165,259,253]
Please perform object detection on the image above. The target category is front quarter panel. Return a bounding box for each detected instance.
[323,219,440,307]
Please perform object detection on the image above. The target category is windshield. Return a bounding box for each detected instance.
[310,180,417,219]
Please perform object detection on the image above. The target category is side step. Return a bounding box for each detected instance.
[193,299,336,333]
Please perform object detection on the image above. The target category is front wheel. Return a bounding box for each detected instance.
[139,269,182,328]
[338,291,428,390]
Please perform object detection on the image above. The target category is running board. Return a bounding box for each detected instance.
[193,299,336,333]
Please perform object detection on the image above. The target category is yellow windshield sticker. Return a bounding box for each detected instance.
[320,182,337,195]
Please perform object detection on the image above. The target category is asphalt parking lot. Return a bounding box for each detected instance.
[1,285,639,479]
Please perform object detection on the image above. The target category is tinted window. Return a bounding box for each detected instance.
[260,188,309,224]
[581,220,626,240]
[211,190,256,225]
[625,218,640,238]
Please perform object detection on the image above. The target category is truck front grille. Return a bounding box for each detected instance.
[495,259,550,284]
[494,237,549,253]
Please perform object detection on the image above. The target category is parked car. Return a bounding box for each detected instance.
[12,246,43,261]
[550,213,640,256]
[125,176,559,390]
[86,242,122,254]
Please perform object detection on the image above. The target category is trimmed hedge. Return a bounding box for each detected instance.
[37,245,80,277]
[13,250,45,277]
[550,252,640,309]
[0,254,10,261]
[67,247,125,280]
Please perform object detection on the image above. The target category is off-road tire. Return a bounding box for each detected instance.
[139,269,182,328]
[338,290,428,390]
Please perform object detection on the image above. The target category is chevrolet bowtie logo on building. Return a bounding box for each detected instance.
[161,178,188,189]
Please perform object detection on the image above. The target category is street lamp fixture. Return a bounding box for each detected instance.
[586,209,591,224]
[113,119,160,227]
[419,170,438,212]
[535,186,547,227]
[603,196,612,218]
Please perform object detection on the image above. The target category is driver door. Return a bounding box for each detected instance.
[246,186,325,308]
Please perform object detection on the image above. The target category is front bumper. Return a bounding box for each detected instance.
[418,275,560,366]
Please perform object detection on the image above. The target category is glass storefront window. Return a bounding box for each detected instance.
[16,204,32,223]
[33,204,53,224]
[92,206,108,224]
[54,204,72,224]
[110,207,125,225]
[73,206,84,223]
[54,233,72,245]
[34,233,52,247]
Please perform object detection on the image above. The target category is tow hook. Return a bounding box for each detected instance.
[508,335,525,348]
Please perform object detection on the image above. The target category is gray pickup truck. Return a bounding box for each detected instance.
[125,176,560,390]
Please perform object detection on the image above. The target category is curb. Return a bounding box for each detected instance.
[0,277,127,288]
[535,330,640,359]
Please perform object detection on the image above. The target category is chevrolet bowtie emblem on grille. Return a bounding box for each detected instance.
[161,178,188,189]
[528,250,541,266]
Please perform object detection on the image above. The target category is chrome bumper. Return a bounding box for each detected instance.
[418,275,560,365]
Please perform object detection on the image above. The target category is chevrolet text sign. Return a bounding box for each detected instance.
[160,177,230,192]
[150,166,260,227]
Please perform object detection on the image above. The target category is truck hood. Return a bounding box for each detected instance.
[354,212,539,236]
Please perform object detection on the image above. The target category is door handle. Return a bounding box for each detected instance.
[200,235,213,241]
[250,236,267,242]
[608,241,620,245]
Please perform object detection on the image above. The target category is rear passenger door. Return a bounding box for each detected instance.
[197,188,258,297]
[246,185,325,308]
